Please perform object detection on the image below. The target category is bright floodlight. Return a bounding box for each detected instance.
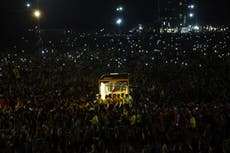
[190,4,195,9]
[189,13,194,18]
[33,10,41,18]
[138,24,143,30]
[116,18,123,25]
[116,6,123,12]
[194,25,199,30]
[26,2,31,8]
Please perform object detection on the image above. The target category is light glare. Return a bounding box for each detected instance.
[26,3,31,8]
[34,10,41,18]
[138,24,143,30]
[116,18,123,25]
[116,6,123,12]
[190,4,195,9]
[194,25,199,30]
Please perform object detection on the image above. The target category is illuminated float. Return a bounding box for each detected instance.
[98,73,129,100]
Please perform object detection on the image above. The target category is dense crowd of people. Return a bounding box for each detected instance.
[1,29,230,153]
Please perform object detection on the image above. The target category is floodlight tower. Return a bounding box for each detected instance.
[186,1,198,26]
[35,0,41,29]
[33,0,43,51]
[114,4,125,33]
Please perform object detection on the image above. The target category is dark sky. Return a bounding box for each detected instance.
[1,0,230,33]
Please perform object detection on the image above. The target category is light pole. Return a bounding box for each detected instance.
[187,3,198,26]
[34,0,41,29]
[33,9,43,51]
[114,5,124,33]
[33,9,41,28]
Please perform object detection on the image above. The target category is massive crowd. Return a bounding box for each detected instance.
[1,29,230,153]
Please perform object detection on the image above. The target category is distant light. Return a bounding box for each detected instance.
[194,25,199,30]
[116,6,123,12]
[189,13,194,17]
[138,24,143,30]
[26,2,31,8]
[41,50,45,54]
[33,10,41,18]
[116,18,123,25]
[188,4,195,9]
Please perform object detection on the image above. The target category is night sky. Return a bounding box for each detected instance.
[1,0,230,34]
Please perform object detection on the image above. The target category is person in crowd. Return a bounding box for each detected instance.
[0,29,230,153]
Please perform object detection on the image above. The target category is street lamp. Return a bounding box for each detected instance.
[33,9,43,50]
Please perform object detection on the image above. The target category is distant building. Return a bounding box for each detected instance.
[158,0,198,28]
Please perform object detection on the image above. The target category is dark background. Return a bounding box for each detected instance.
[1,0,230,34]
